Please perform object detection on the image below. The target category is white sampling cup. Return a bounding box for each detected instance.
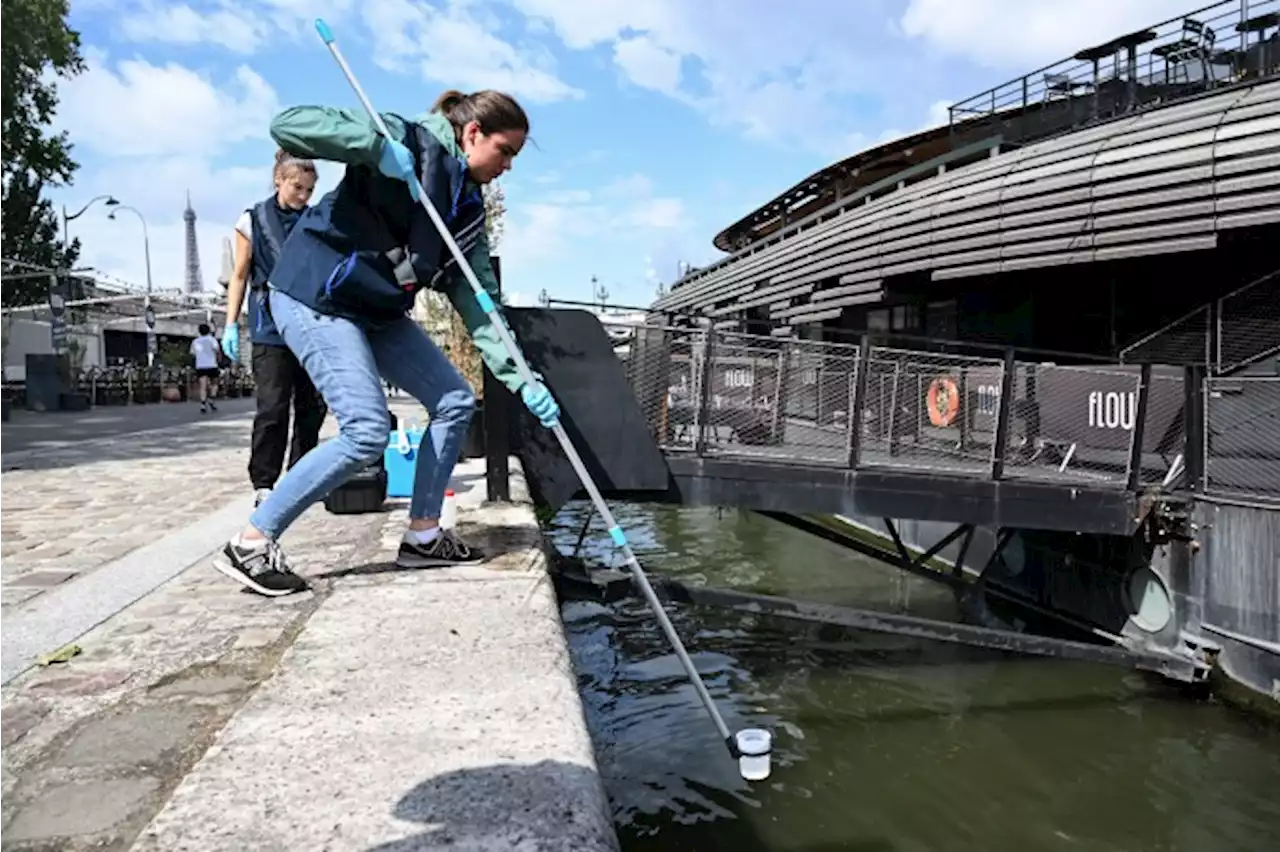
[735,728,772,781]
[441,489,457,530]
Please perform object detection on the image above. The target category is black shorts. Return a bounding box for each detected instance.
[196,367,220,379]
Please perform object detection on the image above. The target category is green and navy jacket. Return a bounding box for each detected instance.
[267,108,521,393]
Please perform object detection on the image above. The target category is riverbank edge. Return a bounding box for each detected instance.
[120,456,621,850]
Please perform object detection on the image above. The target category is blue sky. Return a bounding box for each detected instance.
[47,0,1177,308]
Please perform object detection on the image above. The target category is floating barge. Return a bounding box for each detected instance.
[489,1,1280,707]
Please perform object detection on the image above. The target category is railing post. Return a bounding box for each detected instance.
[1184,364,1206,492]
[483,257,511,503]
[1126,363,1151,491]
[771,347,790,444]
[990,348,1017,480]
[847,335,871,469]
[693,323,717,455]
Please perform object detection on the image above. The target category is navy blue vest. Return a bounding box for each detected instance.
[267,117,485,328]
[246,197,305,347]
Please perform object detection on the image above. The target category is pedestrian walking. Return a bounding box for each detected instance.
[189,324,222,413]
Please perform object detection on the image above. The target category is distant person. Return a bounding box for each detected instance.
[222,149,328,507]
[190,323,222,413]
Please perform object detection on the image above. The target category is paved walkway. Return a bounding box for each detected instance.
[2,397,258,456]
[1,403,617,851]
[1,402,261,613]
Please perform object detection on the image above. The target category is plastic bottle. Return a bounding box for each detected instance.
[735,728,772,781]
[440,489,457,531]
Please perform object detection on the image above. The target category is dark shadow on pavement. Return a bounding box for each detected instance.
[315,523,540,579]
[365,760,618,852]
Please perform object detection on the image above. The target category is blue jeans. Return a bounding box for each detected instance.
[249,287,476,540]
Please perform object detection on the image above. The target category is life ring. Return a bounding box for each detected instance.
[926,376,960,427]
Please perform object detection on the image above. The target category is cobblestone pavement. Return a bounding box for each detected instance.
[0,393,415,612]
[0,495,394,851]
[0,399,499,849]
[1,415,259,612]
[0,467,545,852]
[2,397,258,455]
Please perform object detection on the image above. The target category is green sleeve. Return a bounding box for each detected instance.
[443,229,526,395]
[269,106,408,167]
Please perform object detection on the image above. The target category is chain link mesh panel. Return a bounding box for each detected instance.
[1000,362,1141,486]
[1204,376,1280,503]
[858,346,1005,475]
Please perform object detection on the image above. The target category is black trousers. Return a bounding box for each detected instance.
[249,343,328,490]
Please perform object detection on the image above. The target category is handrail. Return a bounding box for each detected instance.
[624,326,1219,500]
[948,0,1277,142]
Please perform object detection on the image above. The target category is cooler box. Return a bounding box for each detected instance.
[324,463,388,514]
[385,420,427,499]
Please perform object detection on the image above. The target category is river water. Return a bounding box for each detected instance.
[547,502,1280,852]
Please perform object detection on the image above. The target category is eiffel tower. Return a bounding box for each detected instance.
[183,190,204,294]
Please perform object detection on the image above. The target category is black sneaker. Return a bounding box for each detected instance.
[395,530,485,569]
[213,538,309,597]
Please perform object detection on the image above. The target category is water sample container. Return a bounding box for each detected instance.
[441,489,457,530]
[735,728,772,781]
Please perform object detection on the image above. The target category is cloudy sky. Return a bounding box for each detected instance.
[47,0,1181,308]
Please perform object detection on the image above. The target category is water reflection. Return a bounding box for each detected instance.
[550,502,1280,852]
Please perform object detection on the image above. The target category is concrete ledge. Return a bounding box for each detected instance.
[131,458,619,851]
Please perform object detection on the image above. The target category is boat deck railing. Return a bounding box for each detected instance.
[948,0,1279,147]
[623,324,1279,506]
[1118,268,1280,374]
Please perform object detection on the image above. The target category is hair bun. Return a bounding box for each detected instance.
[432,89,467,116]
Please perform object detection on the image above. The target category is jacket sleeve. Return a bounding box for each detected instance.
[443,229,526,395]
[269,106,408,167]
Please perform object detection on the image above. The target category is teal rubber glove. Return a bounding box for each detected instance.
[520,378,559,428]
[221,323,239,362]
[377,137,419,200]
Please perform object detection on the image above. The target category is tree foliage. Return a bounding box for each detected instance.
[438,180,510,397]
[1,0,84,307]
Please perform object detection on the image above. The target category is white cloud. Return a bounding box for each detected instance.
[613,34,682,95]
[117,2,270,54]
[57,48,279,158]
[110,0,358,53]
[510,0,924,153]
[510,0,1176,155]
[47,43,350,299]
[360,0,583,103]
[899,0,1177,70]
[500,173,687,275]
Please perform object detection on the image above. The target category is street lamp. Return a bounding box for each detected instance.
[592,275,609,311]
[62,195,118,253]
[106,202,156,366]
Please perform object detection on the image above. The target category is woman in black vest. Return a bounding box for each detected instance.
[222,150,329,508]
[213,90,559,597]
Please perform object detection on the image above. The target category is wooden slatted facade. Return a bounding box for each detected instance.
[655,80,1280,329]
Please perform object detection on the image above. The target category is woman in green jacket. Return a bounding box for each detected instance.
[213,89,559,597]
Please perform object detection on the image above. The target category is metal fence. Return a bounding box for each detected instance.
[625,324,1194,491]
[949,0,1280,146]
[1204,375,1280,503]
[1119,269,1280,373]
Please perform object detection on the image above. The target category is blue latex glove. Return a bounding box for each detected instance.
[520,378,559,428]
[221,323,239,362]
[377,137,419,200]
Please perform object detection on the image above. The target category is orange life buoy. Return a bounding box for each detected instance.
[926,376,960,427]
